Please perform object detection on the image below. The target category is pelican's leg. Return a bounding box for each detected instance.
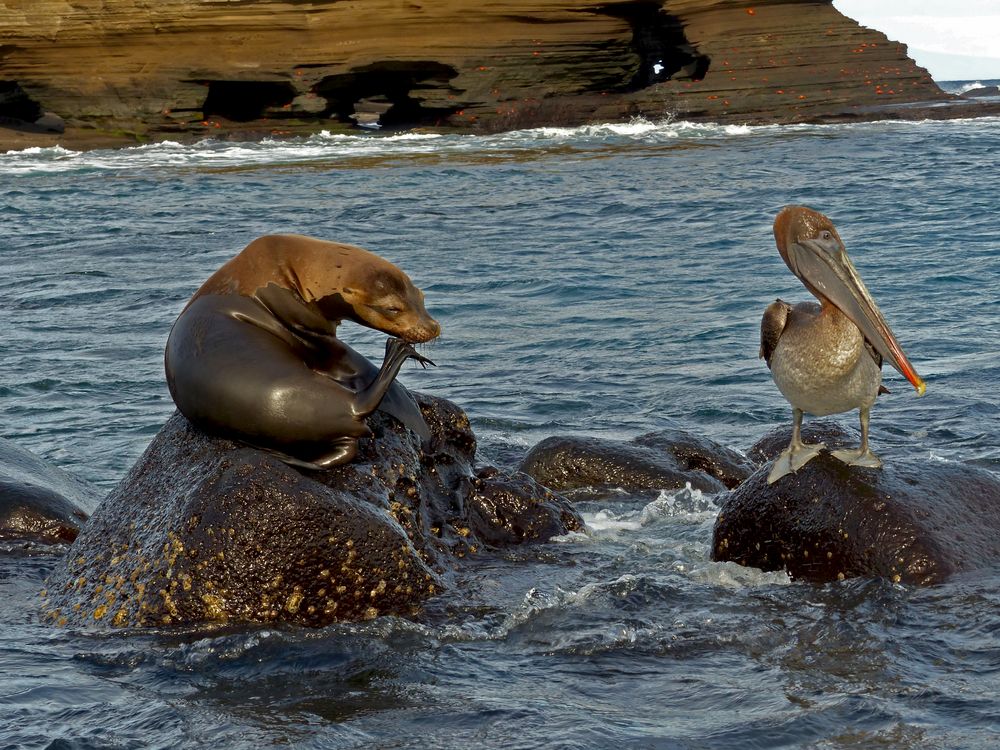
[767,408,826,484]
[831,406,883,469]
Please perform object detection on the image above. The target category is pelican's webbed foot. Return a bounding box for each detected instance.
[831,446,882,469]
[767,407,826,484]
[831,406,882,470]
[767,441,826,484]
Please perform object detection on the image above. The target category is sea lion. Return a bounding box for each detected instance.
[164,234,440,469]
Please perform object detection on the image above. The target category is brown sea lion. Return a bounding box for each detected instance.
[164,234,440,469]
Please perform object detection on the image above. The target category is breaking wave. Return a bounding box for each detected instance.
[0,117,941,177]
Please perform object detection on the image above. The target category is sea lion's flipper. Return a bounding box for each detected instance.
[253,283,337,342]
[355,339,434,443]
[379,380,432,444]
[311,339,432,443]
[241,437,360,471]
[235,441,326,471]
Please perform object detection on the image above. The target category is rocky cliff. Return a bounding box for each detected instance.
[0,0,986,150]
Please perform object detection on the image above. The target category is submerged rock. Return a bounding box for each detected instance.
[713,423,1000,584]
[42,393,581,629]
[519,430,751,496]
[0,437,96,545]
[961,85,1000,98]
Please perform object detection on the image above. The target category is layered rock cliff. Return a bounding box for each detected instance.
[0,0,984,150]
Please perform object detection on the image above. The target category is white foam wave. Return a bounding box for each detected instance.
[6,144,78,157]
[0,118,769,177]
[580,483,720,538]
[548,529,592,544]
[584,508,644,534]
[4,116,997,176]
[504,116,756,142]
[639,483,719,524]
[0,129,453,175]
[691,560,792,588]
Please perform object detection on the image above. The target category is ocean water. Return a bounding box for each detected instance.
[1,115,999,748]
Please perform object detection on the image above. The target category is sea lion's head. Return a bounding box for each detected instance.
[325,260,441,343]
[201,235,442,343]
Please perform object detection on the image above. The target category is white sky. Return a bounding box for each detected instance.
[834,0,1000,80]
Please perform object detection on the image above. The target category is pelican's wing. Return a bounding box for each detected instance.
[864,339,891,395]
[760,299,792,369]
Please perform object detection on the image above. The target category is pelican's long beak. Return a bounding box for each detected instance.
[789,235,926,395]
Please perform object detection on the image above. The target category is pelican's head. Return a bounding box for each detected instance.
[773,205,925,395]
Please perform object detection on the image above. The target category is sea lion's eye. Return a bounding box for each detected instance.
[370,303,403,317]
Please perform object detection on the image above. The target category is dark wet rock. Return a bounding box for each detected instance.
[634,429,753,490]
[961,85,1000,99]
[713,423,1000,585]
[519,430,752,496]
[466,467,584,547]
[0,437,96,545]
[42,393,581,628]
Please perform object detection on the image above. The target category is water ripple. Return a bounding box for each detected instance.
[2,115,1000,748]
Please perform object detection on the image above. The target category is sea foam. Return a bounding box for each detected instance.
[5,116,1000,177]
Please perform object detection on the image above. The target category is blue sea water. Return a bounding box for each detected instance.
[1,115,999,748]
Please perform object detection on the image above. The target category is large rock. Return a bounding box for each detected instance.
[712,423,1000,584]
[2,0,981,151]
[0,436,96,545]
[466,466,584,546]
[961,86,1000,99]
[42,393,582,628]
[519,429,752,496]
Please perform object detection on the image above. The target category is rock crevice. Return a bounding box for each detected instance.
[3,0,987,150]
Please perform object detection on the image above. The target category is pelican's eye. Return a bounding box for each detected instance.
[818,230,834,242]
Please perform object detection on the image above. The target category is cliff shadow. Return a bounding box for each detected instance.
[198,80,298,122]
[312,61,462,129]
[595,1,711,90]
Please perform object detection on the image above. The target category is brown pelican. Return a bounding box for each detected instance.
[760,206,925,484]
